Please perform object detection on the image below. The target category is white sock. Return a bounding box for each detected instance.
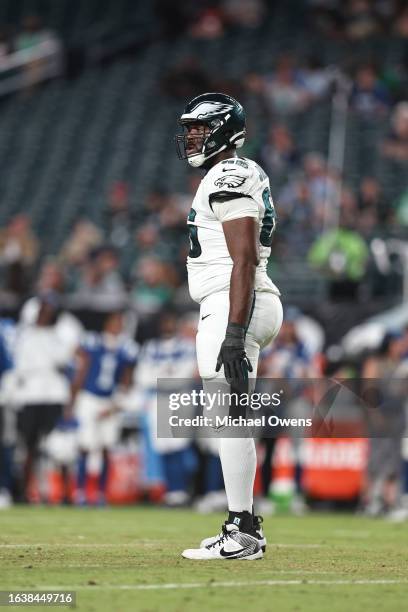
[219,437,256,512]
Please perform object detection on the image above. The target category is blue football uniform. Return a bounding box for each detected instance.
[0,319,16,377]
[80,333,138,398]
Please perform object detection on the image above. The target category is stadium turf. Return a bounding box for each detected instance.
[0,507,407,611]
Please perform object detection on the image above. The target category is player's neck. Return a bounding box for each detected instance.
[207,148,237,169]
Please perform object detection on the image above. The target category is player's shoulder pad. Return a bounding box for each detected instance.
[121,338,139,362]
[81,331,100,351]
[207,158,256,204]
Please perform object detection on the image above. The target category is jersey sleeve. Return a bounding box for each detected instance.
[211,196,258,223]
[80,332,99,355]
[120,339,139,366]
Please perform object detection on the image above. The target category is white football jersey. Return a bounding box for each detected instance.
[186,156,280,303]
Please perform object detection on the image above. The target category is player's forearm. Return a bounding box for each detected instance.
[228,261,256,327]
[67,377,83,408]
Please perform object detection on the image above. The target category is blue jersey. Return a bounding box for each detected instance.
[0,318,16,376]
[80,333,138,397]
[136,336,197,391]
[261,339,312,379]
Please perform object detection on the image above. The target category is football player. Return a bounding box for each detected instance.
[134,311,198,506]
[67,310,138,505]
[175,93,283,560]
[0,318,16,508]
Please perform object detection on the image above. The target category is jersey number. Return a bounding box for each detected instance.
[260,187,276,247]
[97,353,117,391]
[187,208,202,258]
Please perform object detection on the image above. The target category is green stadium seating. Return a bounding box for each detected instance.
[0,1,406,304]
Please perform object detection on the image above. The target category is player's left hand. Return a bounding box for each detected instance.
[215,323,253,384]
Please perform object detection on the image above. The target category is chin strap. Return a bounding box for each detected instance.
[188,143,228,168]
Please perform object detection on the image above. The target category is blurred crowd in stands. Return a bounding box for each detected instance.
[308,0,408,40]
[155,0,408,41]
[2,95,407,309]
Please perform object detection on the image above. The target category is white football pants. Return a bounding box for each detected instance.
[196,290,282,513]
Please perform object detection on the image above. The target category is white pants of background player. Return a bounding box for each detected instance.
[196,290,283,513]
[75,391,120,452]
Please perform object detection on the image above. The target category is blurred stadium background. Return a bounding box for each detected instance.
[0,0,407,519]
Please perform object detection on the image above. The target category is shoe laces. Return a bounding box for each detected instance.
[206,524,230,550]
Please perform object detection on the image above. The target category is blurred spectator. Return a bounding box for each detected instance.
[256,55,311,116]
[20,260,83,358]
[15,15,53,51]
[60,219,103,268]
[144,189,171,217]
[381,101,408,163]
[0,215,39,297]
[351,62,391,116]
[298,56,331,100]
[75,246,127,310]
[20,261,65,326]
[15,14,62,90]
[308,222,369,300]
[135,223,160,256]
[338,187,359,228]
[277,180,318,257]
[279,153,339,228]
[131,257,177,318]
[12,294,71,501]
[170,176,202,220]
[344,0,380,39]
[105,181,133,249]
[222,0,266,29]
[261,308,316,378]
[189,7,225,39]
[358,176,385,214]
[358,177,386,229]
[259,124,300,182]
[304,153,338,214]
[159,201,188,232]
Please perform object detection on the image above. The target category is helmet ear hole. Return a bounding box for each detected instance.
[209,118,221,129]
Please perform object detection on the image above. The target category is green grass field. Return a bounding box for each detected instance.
[0,507,407,611]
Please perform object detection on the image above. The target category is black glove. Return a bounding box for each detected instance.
[215,323,253,384]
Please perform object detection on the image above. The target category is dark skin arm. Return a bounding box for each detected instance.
[64,348,90,418]
[222,216,260,326]
[118,363,135,390]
